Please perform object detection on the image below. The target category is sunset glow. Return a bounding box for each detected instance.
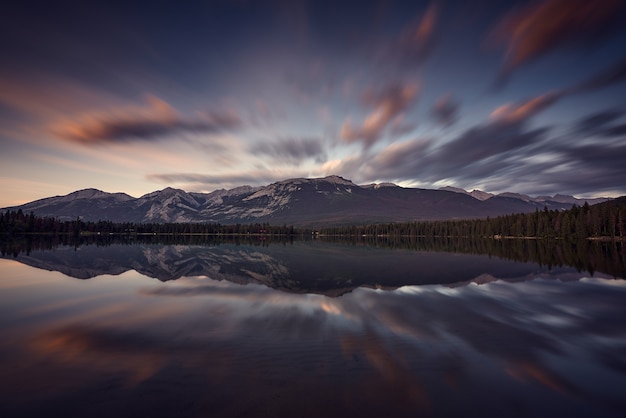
[1,0,625,206]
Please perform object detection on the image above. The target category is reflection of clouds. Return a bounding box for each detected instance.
[2,267,626,416]
[29,326,165,387]
[506,360,580,396]
[340,331,431,414]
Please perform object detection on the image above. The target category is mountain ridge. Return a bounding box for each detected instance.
[2,175,612,226]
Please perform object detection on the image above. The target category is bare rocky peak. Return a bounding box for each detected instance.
[469,190,493,201]
[439,186,492,201]
[62,188,133,202]
[498,192,533,202]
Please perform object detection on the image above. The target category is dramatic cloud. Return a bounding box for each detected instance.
[427,123,550,186]
[341,83,419,147]
[572,55,626,92]
[506,142,626,195]
[431,94,459,126]
[489,0,625,78]
[395,3,439,67]
[489,91,563,124]
[366,139,433,180]
[146,168,312,190]
[571,108,625,137]
[326,118,554,193]
[1,0,625,205]
[490,56,626,125]
[54,96,242,144]
[250,137,326,165]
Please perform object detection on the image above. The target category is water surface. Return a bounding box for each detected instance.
[0,239,625,417]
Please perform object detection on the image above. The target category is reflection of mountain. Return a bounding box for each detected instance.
[2,241,610,296]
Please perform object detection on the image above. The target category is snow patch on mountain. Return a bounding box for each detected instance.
[362,182,398,189]
[439,186,493,201]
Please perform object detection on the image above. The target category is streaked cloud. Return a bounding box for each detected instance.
[489,91,563,124]
[571,55,626,92]
[250,137,327,165]
[0,0,625,205]
[341,83,419,147]
[431,94,459,126]
[489,0,625,79]
[53,96,242,144]
[395,3,439,67]
[490,56,626,125]
[146,168,313,190]
[571,108,625,137]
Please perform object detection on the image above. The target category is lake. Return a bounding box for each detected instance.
[1,237,625,417]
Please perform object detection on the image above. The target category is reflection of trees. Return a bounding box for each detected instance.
[318,236,626,279]
[2,234,625,279]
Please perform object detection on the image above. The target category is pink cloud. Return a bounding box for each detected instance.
[489,91,563,124]
[53,96,241,144]
[341,83,419,147]
[489,0,624,76]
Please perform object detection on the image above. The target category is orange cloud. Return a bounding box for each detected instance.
[0,76,122,122]
[431,94,459,126]
[395,3,439,67]
[490,91,562,123]
[341,83,419,147]
[489,0,624,75]
[53,96,242,144]
[413,3,437,46]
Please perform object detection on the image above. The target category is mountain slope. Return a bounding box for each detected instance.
[2,175,602,226]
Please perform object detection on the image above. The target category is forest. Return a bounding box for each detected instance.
[319,198,626,240]
[1,196,625,240]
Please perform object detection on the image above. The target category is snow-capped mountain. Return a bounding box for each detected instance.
[2,175,609,226]
[440,186,609,206]
[439,186,494,201]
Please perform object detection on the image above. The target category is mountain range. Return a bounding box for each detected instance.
[3,175,610,226]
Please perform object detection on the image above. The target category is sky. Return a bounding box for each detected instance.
[1,0,626,207]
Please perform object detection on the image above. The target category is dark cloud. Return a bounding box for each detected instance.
[435,121,548,169]
[366,139,433,179]
[394,3,439,68]
[146,169,310,189]
[54,97,242,144]
[341,83,419,148]
[331,56,626,192]
[250,137,327,164]
[571,108,625,137]
[511,145,626,195]
[330,119,550,190]
[489,57,626,126]
[571,55,626,92]
[431,94,459,126]
[602,124,626,137]
[489,0,626,79]
[564,143,626,171]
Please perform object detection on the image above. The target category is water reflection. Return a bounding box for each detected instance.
[1,237,625,294]
[0,238,625,417]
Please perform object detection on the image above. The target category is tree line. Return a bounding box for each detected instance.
[318,198,626,240]
[1,196,625,240]
[0,210,298,236]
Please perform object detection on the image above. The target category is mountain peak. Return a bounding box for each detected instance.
[439,186,492,201]
[320,175,355,186]
[440,186,467,194]
[362,182,399,189]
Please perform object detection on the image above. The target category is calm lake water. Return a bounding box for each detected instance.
[1,238,625,417]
